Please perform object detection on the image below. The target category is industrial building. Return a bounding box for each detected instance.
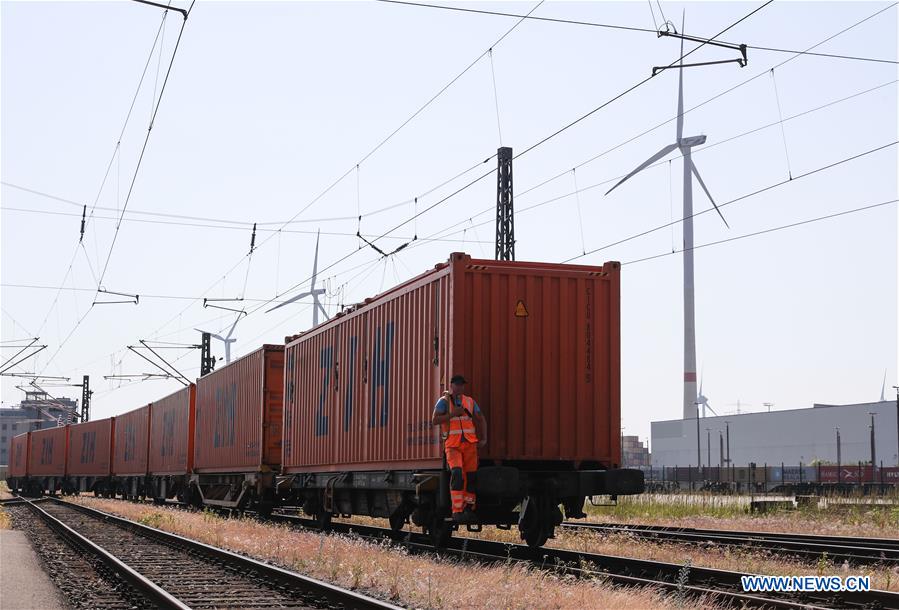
[0,391,78,467]
[651,400,899,468]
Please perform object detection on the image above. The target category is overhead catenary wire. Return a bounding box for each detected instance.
[769,68,793,180]
[95,0,196,290]
[378,0,899,65]
[488,48,503,146]
[622,199,897,266]
[128,3,531,345]
[562,140,897,263]
[249,1,775,319]
[424,75,896,246]
[37,2,197,377]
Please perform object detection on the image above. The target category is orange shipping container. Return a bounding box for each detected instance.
[67,418,114,477]
[29,426,68,477]
[113,405,150,476]
[283,253,621,473]
[9,432,30,478]
[149,385,196,475]
[194,346,284,473]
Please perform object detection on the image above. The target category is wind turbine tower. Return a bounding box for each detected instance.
[606,12,729,420]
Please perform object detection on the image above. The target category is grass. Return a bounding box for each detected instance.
[584,493,899,538]
[67,496,719,609]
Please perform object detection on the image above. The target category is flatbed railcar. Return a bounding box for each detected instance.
[5,253,645,548]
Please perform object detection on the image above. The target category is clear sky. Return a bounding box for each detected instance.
[2,1,896,446]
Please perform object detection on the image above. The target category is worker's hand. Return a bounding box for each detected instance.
[450,403,465,417]
[478,438,487,448]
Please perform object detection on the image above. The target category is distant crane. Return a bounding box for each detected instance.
[605,11,729,421]
[267,229,329,327]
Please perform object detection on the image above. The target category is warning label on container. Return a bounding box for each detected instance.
[514,300,529,317]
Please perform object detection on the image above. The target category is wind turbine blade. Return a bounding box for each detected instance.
[311,229,321,289]
[226,316,240,339]
[677,10,685,141]
[266,292,307,313]
[707,403,718,416]
[605,143,679,196]
[881,368,887,402]
[691,162,729,228]
[316,300,330,321]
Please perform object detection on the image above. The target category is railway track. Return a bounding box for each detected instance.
[268,513,899,609]
[19,498,397,610]
[561,521,899,566]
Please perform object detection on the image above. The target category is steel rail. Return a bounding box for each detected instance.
[23,498,190,610]
[562,521,899,565]
[268,513,899,609]
[49,499,399,610]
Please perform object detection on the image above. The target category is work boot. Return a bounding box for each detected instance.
[452,507,478,524]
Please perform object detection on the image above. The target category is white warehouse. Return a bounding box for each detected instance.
[651,400,899,468]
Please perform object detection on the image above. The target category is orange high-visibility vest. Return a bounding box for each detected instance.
[442,394,478,447]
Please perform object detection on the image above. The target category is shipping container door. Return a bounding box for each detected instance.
[263,349,284,466]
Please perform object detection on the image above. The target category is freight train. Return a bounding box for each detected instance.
[6,253,644,547]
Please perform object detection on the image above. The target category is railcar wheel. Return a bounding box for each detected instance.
[428,516,452,548]
[316,511,333,531]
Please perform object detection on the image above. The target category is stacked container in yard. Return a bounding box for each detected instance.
[113,405,151,476]
[67,418,114,478]
[9,432,30,478]
[29,426,68,477]
[194,346,284,473]
[283,253,622,474]
[149,385,196,475]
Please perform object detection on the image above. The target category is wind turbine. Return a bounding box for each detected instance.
[267,229,329,327]
[195,316,240,364]
[605,11,729,420]
[880,369,887,401]
[696,373,718,418]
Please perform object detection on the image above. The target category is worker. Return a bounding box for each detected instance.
[431,374,487,523]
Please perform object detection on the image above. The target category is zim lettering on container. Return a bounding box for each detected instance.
[316,346,333,437]
[369,322,395,429]
[343,336,357,432]
[214,383,237,448]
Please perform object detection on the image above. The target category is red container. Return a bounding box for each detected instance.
[149,385,196,475]
[819,465,875,483]
[194,346,284,473]
[29,426,68,477]
[283,253,621,473]
[113,405,150,476]
[67,418,114,477]
[9,432,30,478]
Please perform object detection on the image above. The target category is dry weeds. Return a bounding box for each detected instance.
[67,496,720,609]
[336,515,899,593]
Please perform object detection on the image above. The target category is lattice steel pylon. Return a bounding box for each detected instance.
[495,146,514,261]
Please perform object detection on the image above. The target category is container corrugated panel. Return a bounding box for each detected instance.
[28,426,68,477]
[283,253,621,473]
[9,433,30,477]
[149,385,196,475]
[67,418,114,476]
[113,405,150,476]
[194,346,284,473]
